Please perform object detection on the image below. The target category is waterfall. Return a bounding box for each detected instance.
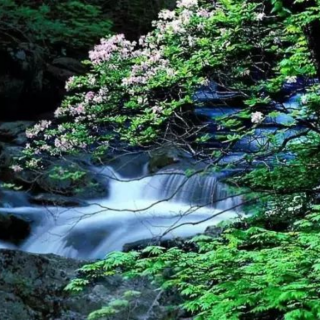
[0,165,242,259]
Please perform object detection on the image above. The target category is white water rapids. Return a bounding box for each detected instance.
[0,164,242,259]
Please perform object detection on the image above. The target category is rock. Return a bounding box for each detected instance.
[204,225,223,237]
[30,193,88,207]
[46,64,76,82]
[148,146,181,173]
[123,237,195,253]
[0,250,184,320]
[0,190,30,208]
[37,160,107,199]
[104,152,149,178]
[0,45,49,120]
[0,121,34,143]
[0,213,31,244]
[0,249,84,320]
[0,143,11,169]
[52,57,87,74]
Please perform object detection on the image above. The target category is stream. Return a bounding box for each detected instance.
[0,87,301,260]
[0,163,242,259]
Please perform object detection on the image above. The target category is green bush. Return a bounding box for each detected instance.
[0,0,112,52]
[67,205,320,320]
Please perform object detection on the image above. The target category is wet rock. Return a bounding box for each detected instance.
[65,226,111,258]
[148,146,181,173]
[105,152,149,178]
[30,193,88,207]
[0,249,84,320]
[0,45,86,121]
[0,143,11,169]
[0,121,34,143]
[0,190,30,208]
[123,237,195,252]
[0,250,184,320]
[204,225,223,237]
[0,213,31,244]
[37,160,107,199]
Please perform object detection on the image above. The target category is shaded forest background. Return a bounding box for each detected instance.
[0,0,176,120]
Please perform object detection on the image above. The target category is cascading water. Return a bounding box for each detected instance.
[0,163,242,259]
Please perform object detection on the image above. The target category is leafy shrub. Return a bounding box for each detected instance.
[22,0,301,160]
[67,205,320,320]
[0,0,112,52]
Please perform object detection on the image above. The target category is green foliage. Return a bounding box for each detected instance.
[68,206,320,320]
[21,0,320,188]
[0,0,112,51]
[16,1,320,318]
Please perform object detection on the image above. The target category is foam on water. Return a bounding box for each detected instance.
[0,165,242,259]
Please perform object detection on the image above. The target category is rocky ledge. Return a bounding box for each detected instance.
[0,249,186,320]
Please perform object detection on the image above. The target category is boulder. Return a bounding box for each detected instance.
[0,45,86,121]
[37,160,108,199]
[104,152,149,178]
[0,249,184,320]
[0,213,31,244]
[52,57,87,74]
[0,142,11,169]
[0,190,30,208]
[123,237,196,253]
[148,146,181,173]
[0,121,34,143]
[30,193,88,207]
[204,225,223,237]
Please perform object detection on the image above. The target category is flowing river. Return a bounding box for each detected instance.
[0,163,242,259]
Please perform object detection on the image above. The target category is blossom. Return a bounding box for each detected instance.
[27,159,40,169]
[256,13,265,21]
[88,75,96,85]
[151,106,163,114]
[168,19,185,34]
[70,103,86,116]
[93,95,103,103]
[11,165,23,173]
[26,120,52,138]
[201,78,210,86]
[301,95,308,105]
[89,34,136,65]
[177,0,198,8]
[41,145,51,151]
[197,9,211,18]
[85,91,95,102]
[65,76,75,91]
[159,9,175,20]
[286,76,297,84]
[54,137,73,152]
[166,68,176,77]
[54,107,64,118]
[251,111,264,124]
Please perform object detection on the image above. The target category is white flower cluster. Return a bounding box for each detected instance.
[177,0,198,8]
[251,111,264,124]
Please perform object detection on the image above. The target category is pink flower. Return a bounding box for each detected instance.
[256,13,265,21]
[151,106,163,114]
[177,0,198,8]
[11,165,23,173]
[85,91,95,102]
[89,34,136,64]
[65,76,75,91]
[159,10,176,20]
[251,112,264,124]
